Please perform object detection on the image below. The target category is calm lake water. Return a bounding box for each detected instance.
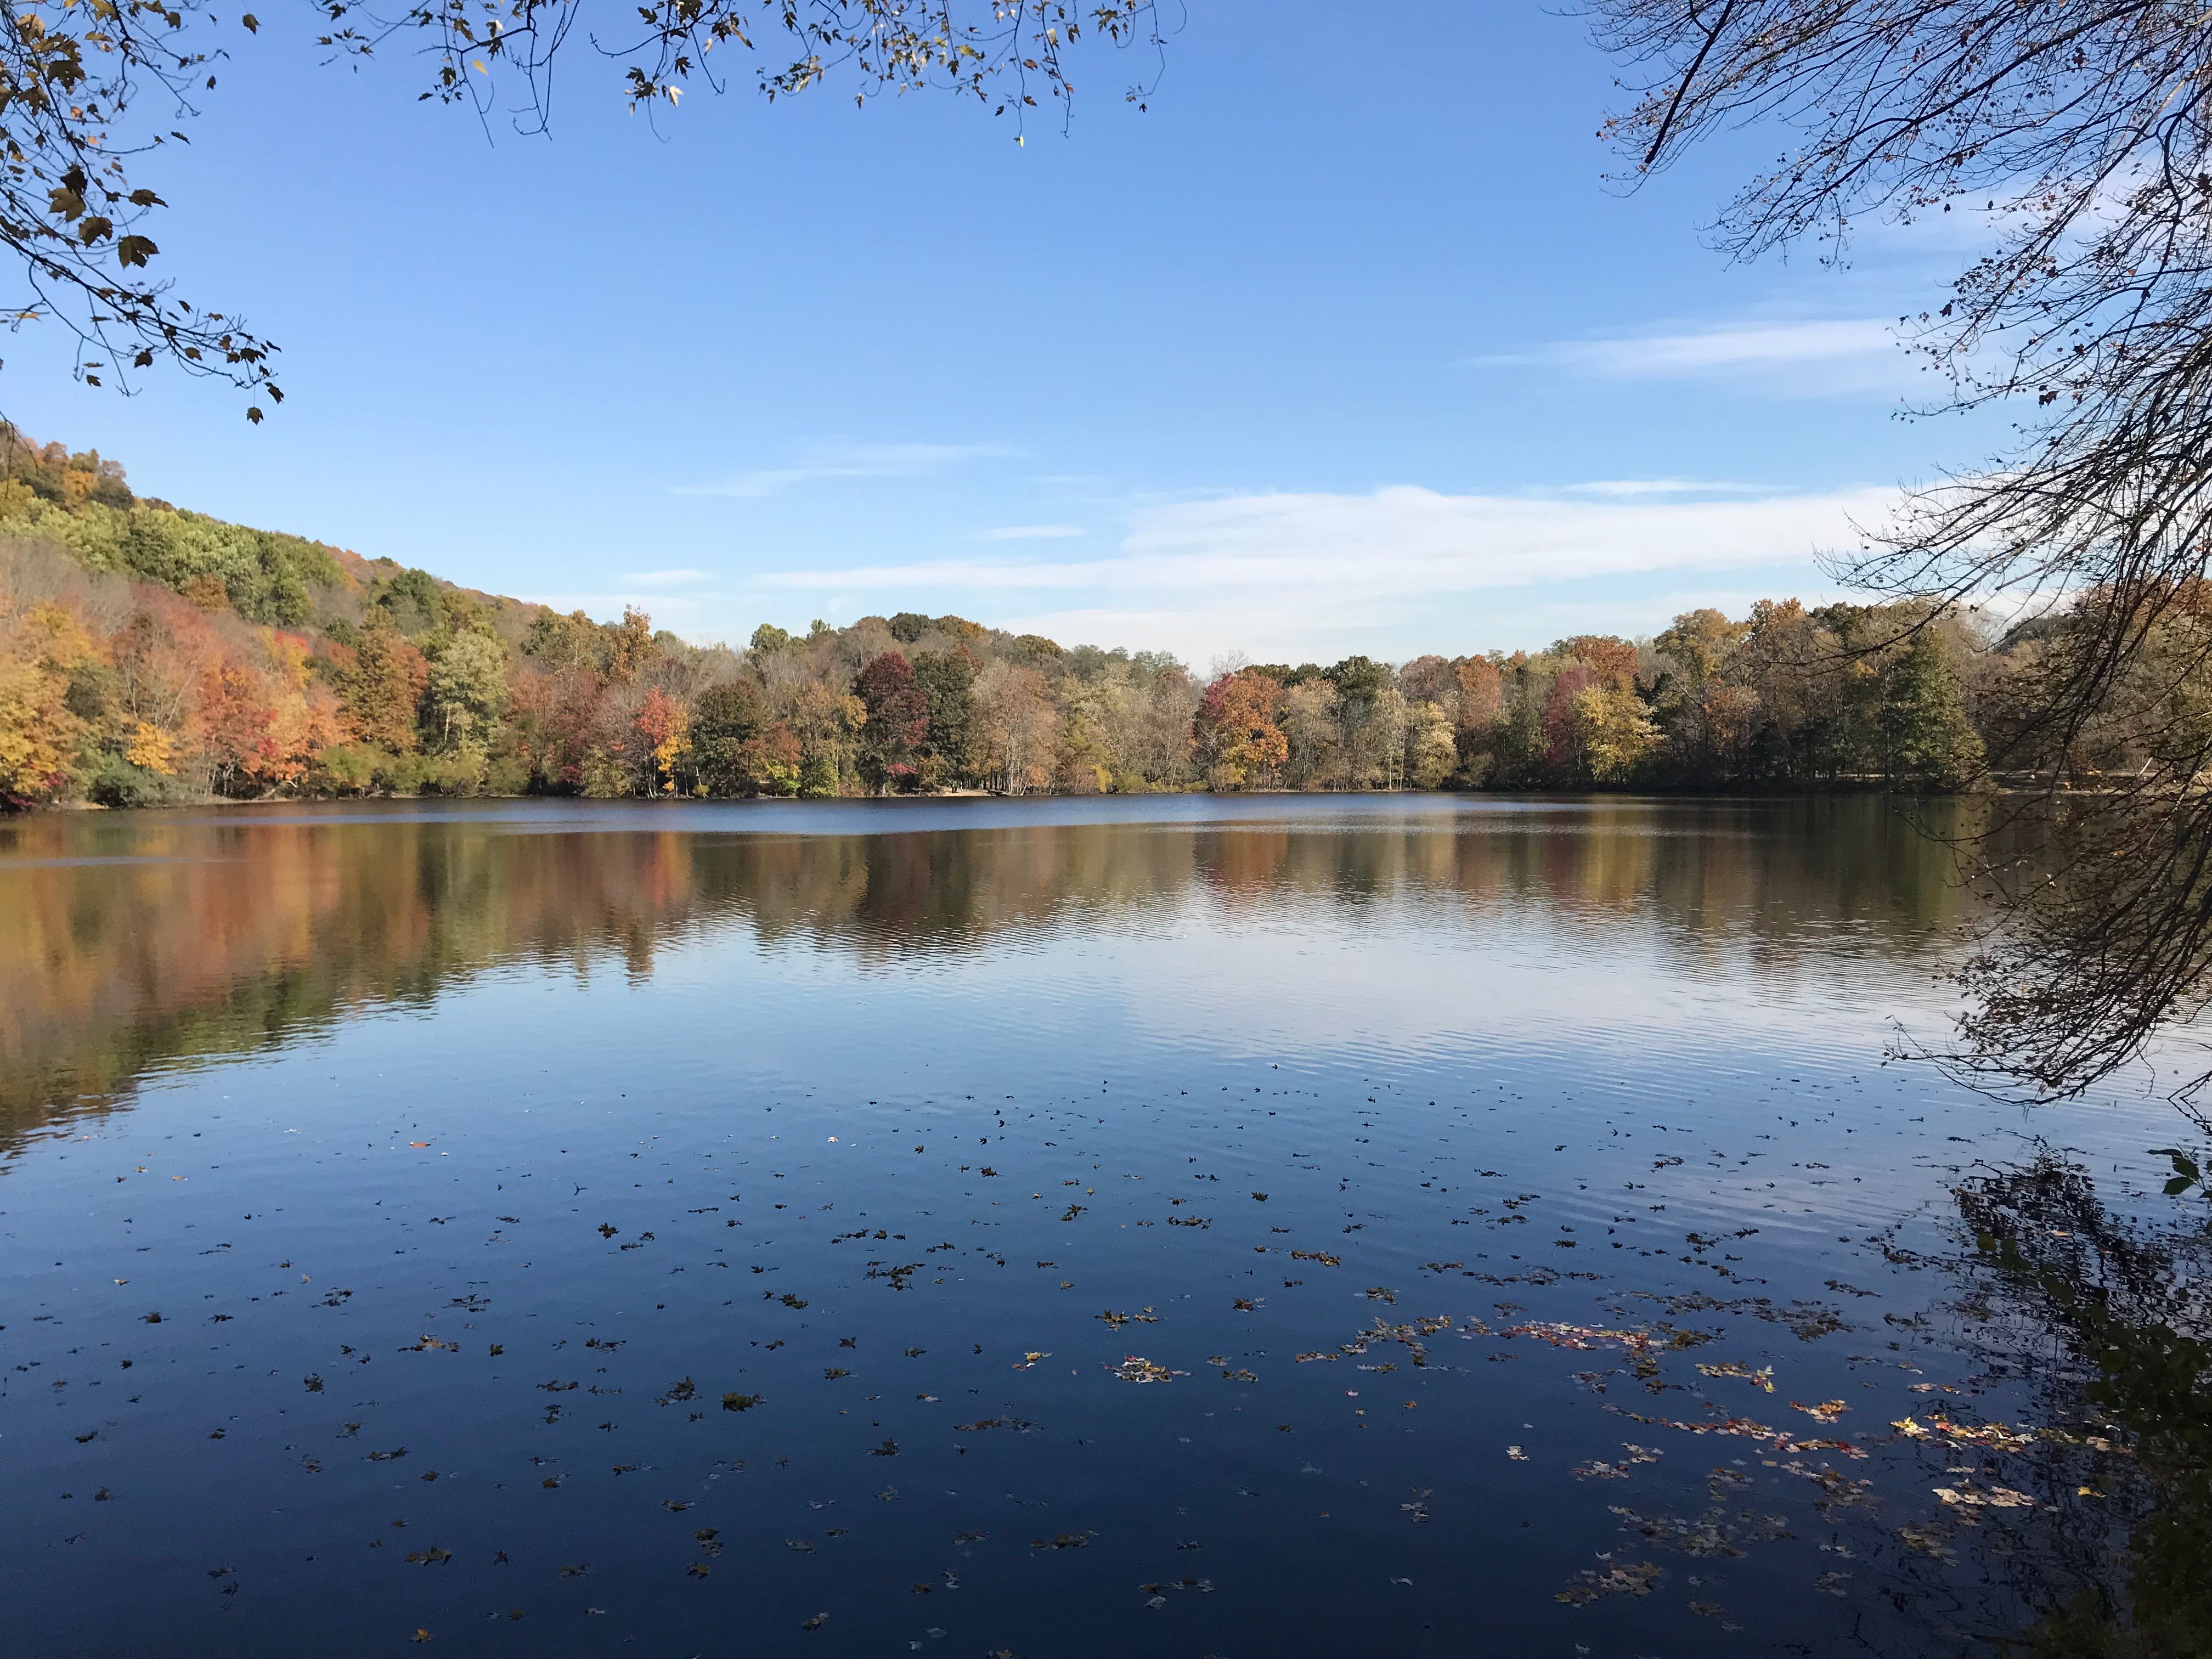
[0,795,2188,1657]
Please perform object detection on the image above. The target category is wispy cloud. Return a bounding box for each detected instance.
[674,441,1017,499]
[1476,318,1903,393]
[622,568,714,586]
[980,524,1085,541]
[1560,478,1771,498]
[747,482,1900,662]
[766,484,1890,595]
[1114,485,1891,590]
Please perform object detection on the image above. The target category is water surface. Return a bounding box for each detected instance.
[0,795,2182,1656]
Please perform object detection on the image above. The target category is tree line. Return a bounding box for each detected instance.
[1,427,2002,809]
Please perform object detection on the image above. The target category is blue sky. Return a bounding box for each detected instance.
[2,2,2001,665]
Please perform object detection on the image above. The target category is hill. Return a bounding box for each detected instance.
[0,426,1991,808]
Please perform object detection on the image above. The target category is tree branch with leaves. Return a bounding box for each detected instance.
[1590,0,2212,1102]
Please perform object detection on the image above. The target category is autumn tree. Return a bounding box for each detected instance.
[1652,610,1756,785]
[632,686,691,796]
[199,656,328,798]
[1277,679,1341,788]
[1736,599,1835,784]
[1575,682,1659,782]
[1554,635,1639,689]
[0,603,93,804]
[1538,664,1601,783]
[1195,670,1288,791]
[782,678,867,798]
[1396,656,1460,720]
[342,613,429,755]
[1404,701,1457,788]
[853,651,930,792]
[605,607,656,687]
[524,610,606,675]
[974,662,1058,795]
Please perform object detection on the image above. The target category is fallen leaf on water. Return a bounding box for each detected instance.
[1555,1561,1663,1605]
[1936,1483,2035,1509]
[1108,1356,1177,1384]
[1891,1415,2042,1452]
[1695,1362,1774,1393]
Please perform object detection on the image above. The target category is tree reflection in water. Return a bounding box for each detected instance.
[1912,1152,2212,1657]
[0,795,1972,1144]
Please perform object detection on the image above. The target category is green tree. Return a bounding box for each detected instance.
[1882,627,1983,789]
[798,749,839,799]
[913,649,979,786]
[1323,656,1391,786]
[378,568,443,637]
[693,679,791,797]
[425,630,508,748]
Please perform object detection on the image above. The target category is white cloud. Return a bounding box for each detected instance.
[622,568,714,585]
[761,486,1886,594]
[1561,478,1769,498]
[980,524,1085,541]
[743,482,1901,662]
[674,441,1017,498]
[1476,318,1904,393]
[1126,483,1886,590]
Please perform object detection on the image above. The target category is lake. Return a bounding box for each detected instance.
[0,795,2190,1657]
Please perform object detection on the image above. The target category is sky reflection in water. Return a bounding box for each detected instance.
[0,796,2183,1657]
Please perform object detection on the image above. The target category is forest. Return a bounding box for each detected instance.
[0,427,2008,808]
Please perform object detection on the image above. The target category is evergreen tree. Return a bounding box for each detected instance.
[912,649,978,786]
[1883,628,1984,788]
[693,679,774,796]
